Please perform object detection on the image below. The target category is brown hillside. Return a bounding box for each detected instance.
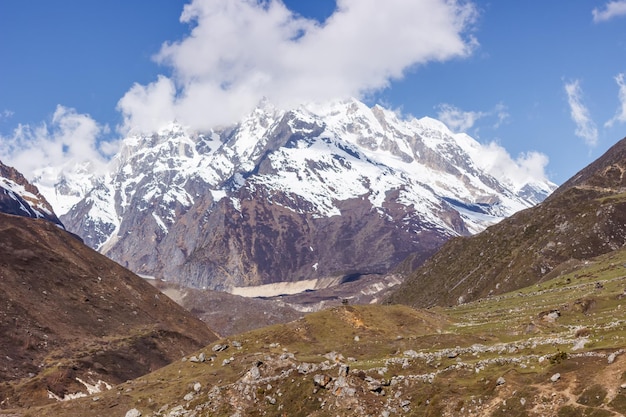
[0,212,218,409]
[387,136,626,308]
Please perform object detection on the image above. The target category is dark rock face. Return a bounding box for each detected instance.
[0,160,64,227]
[103,185,450,290]
[387,136,626,308]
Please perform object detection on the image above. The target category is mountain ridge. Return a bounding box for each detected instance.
[34,98,556,291]
[387,135,626,308]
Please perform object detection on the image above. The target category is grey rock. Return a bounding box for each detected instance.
[313,374,332,388]
[125,409,142,417]
[212,343,229,352]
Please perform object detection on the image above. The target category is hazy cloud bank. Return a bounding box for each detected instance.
[0,106,111,180]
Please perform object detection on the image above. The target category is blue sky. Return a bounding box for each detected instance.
[1,0,625,186]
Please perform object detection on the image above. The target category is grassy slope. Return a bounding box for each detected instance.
[17,246,626,417]
[387,187,626,308]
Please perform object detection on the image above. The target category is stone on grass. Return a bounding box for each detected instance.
[125,409,141,417]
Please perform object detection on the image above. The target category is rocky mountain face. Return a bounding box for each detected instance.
[44,99,555,291]
[0,210,218,409]
[0,160,64,228]
[387,135,626,308]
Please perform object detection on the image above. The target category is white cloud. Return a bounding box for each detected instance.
[592,1,626,22]
[474,142,551,189]
[0,105,111,181]
[492,103,510,129]
[0,110,14,120]
[436,104,486,133]
[605,73,626,128]
[118,0,478,133]
[436,102,509,133]
[564,80,598,147]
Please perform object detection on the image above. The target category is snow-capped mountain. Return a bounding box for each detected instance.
[0,160,64,227]
[41,98,556,290]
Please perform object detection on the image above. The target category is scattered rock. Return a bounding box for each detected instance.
[222,358,231,366]
[232,341,242,348]
[183,392,194,401]
[193,382,202,392]
[403,350,418,358]
[125,409,141,417]
[212,344,229,352]
[324,351,345,363]
[365,376,384,393]
[244,366,261,381]
[496,377,506,386]
[297,363,314,374]
[608,352,617,364]
[339,364,349,377]
[541,310,560,323]
[550,373,561,382]
[313,374,332,388]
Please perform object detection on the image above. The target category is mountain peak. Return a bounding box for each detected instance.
[37,98,555,290]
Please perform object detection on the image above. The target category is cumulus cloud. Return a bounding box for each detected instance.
[592,1,626,22]
[564,80,598,147]
[118,0,478,133]
[0,105,111,181]
[605,73,626,128]
[436,102,509,133]
[475,142,551,189]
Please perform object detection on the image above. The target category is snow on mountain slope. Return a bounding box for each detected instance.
[0,160,65,227]
[40,98,556,290]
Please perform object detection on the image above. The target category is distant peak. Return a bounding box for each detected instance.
[157,121,187,135]
[416,116,453,134]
